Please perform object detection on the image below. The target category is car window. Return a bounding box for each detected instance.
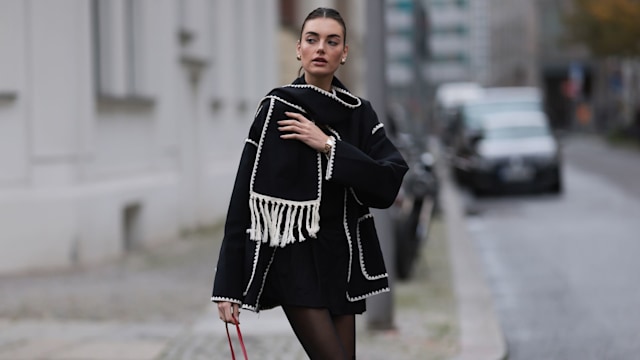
[484,125,550,140]
[463,101,541,129]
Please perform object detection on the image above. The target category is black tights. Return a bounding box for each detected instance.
[283,306,356,360]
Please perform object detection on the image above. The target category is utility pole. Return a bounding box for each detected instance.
[365,0,395,331]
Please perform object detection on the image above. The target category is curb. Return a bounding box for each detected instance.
[440,172,508,360]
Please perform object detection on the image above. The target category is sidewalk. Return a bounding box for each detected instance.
[162,216,459,360]
[0,163,506,359]
[440,168,507,360]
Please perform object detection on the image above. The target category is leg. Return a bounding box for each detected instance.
[332,314,356,359]
[282,306,348,360]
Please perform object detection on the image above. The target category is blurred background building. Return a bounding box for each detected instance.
[0,0,278,274]
[426,0,489,86]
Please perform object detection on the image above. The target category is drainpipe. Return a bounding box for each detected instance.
[365,0,395,331]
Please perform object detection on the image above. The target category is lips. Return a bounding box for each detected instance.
[312,57,328,63]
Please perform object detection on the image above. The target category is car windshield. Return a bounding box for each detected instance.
[463,101,541,129]
[484,125,550,140]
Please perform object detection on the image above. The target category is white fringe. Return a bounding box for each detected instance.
[249,192,320,247]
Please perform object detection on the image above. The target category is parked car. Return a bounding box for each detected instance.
[457,110,562,194]
[449,87,544,184]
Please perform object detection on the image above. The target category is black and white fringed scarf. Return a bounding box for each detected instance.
[248,76,361,247]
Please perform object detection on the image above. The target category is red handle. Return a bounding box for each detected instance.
[226,322,248,360]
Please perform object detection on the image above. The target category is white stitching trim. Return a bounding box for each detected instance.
[372,123,384,134]
[263,95,307,113]
[250,191,320,207]
[346,287,390,302]
[356,214,388,280]
[254,104,264,119]
[242,304,257,312]
[350,188,364,206]
[343,189,353,283]
[245,138,258,147]
[315,148,322,198]
[325,127,341,181]
[284,84,361,109]
[325,139,336,181]
[326,125,342,140]
[250,98,275,194]
[254,248,277,311]
[243,238,261,296]
[211,296,243,305]
[358,213,374,221]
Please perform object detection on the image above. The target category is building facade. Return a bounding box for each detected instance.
[487,0,539,86]
[0,0,278,274]
[426,0,490,85]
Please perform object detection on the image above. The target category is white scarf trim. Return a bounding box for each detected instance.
[248,192,321,247]
[284,84,362,109]
[249,96,322,248]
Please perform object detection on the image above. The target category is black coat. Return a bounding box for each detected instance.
[212,77,408,312]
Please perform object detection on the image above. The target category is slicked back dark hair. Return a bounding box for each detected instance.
[299,7,347,44]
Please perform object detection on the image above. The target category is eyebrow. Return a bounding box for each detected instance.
[304,31,342,39]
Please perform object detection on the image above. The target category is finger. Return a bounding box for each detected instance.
[219,303,231,323]
[224,304,234,323]
[280,133,300,140]
[277,123,298,131]
[284,112,309,122]
[232,304,240,324]
[277,119,298,125]
[217,303,228,322]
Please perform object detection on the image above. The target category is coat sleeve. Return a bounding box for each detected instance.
[211,103,267,304]
[326,102,408,209]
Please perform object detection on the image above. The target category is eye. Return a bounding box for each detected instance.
[328,40,339,46]
[306,38,316,44]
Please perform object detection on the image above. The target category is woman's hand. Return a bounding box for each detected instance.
[278,111,330,152]
[217,301,240,324]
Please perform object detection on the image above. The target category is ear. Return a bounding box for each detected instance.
[342,43,349,59]
[296,40,301,58]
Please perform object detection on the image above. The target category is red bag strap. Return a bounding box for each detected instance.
[226,322,248,360]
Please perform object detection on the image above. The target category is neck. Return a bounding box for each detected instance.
[304,73,333,92]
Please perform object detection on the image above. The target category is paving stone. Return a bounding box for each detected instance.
[50,340,166,360]
[0,339,74,360]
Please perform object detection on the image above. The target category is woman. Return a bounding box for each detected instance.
[212,7,408,359]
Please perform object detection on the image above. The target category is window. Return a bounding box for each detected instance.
[432,25,469,36]
[92,0,147,99]
[429,0,469,8]
[456,0,469,8]
[431,53,469,64]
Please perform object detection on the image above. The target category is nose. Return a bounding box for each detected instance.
[316,41,325,53]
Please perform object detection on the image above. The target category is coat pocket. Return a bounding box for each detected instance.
[355,214,388,281]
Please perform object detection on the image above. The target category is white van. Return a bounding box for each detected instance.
[433,82,484,146]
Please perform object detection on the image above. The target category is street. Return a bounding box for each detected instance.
[465,135,640,359]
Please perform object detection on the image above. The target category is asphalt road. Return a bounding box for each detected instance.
[463,135,640,360]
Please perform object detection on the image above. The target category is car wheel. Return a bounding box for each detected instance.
[549,169,563,194]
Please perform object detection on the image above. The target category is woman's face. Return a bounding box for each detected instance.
[297,18,348,81]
